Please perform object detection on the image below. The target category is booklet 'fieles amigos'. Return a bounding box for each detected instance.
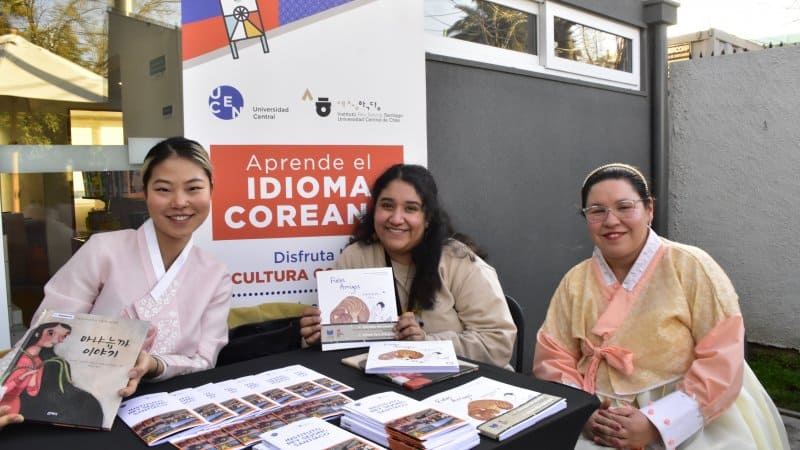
[0,310,149,430]
[365,341,459,374]
[316,268,399,351]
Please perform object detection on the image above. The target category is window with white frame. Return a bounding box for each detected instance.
[424,0,641,90]
[541,2,640,88]
[425,0,541,71]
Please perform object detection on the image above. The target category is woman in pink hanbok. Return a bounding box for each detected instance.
[533,163,789,450]
[25,137,232,399]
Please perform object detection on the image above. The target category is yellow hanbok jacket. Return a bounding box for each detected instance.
[534,231,789,450]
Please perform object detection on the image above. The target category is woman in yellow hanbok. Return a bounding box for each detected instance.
[533,163,789,450]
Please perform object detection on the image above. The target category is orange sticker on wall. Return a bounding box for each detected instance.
[210,144,403,240]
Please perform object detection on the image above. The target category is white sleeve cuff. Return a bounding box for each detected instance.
[639,390,703,449]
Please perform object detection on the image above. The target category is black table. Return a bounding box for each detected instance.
[2,348,598,449]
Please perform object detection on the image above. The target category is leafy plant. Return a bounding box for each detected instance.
[748,343,800,412]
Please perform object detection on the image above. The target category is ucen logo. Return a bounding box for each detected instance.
[209,85,244,120]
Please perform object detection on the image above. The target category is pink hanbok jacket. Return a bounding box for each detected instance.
[32,220,232,380]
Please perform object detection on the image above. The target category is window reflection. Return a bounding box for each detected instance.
[1,165,145,325]
[426,0,537,55]
[553,16,632,72]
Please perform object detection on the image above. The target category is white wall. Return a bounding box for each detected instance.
[669,46,800,349]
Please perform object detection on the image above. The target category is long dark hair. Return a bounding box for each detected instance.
[0,322,69,385]
[22,322,73,360]
[350,164,484,311]
[13,322,104,427]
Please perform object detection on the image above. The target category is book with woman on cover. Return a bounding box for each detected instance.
[0,310,150,430]
[316,268,400,351]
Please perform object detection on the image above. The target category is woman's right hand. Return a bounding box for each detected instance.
[299,307,322,346]
[118,350,161,397]
[0,405,23,430]
[583,399,612,442]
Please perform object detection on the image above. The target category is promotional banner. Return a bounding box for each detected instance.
[182,0,427,306]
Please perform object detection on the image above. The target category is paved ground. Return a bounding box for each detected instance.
[783,411,800,450]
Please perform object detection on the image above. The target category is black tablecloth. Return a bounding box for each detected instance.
[1,348,598,449]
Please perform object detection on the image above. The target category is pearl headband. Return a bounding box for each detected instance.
[582,163,650,195]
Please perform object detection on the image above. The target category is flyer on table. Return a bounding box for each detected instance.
[181,0,427,307]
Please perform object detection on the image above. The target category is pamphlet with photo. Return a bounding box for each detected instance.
[341,391,478,449]
[259,417,385,450]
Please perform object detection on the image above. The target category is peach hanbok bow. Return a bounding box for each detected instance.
[580,338,634,394]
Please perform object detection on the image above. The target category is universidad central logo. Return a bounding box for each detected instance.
[209,85,244,120]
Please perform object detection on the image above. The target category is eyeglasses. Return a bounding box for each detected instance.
[581,199,644,224]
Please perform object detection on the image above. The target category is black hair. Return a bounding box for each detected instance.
[24,322,72,360]
[350,164,484,311]
[581,163,652,210]
[141,137,212,189]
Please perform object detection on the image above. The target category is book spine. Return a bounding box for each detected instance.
[478,394,564,440]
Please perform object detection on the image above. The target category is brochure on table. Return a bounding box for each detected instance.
[423,377,567,441]
[317,267,399,351]
[258,417,386,450]
[365,340,459,374]
[117,364,354,446]
[341,390,478,449]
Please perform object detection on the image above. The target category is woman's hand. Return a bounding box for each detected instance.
[394,312,426,341]
[299,307,322,346]
[592,405,659,449]
[118,350,161,397]
[0,405,23,430]
[583,399,611,442]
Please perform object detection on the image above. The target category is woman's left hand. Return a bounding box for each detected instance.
[394,312,426,341]
[594,405,659,449]
[118,350,160,397]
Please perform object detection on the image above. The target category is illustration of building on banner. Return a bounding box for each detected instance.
[219,0,270,59]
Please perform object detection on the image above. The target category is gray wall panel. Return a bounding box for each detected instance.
[426,59,650,372]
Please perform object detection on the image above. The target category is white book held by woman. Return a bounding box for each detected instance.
[316,268,399,351]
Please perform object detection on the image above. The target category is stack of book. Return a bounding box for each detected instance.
[255,417,385,450]
[341,352,478,391]
[423,377,567,441]
[341,391,479,450]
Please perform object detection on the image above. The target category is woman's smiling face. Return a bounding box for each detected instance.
[373,179,427,264]
[584,178,653,270]
[145,155,211,249]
